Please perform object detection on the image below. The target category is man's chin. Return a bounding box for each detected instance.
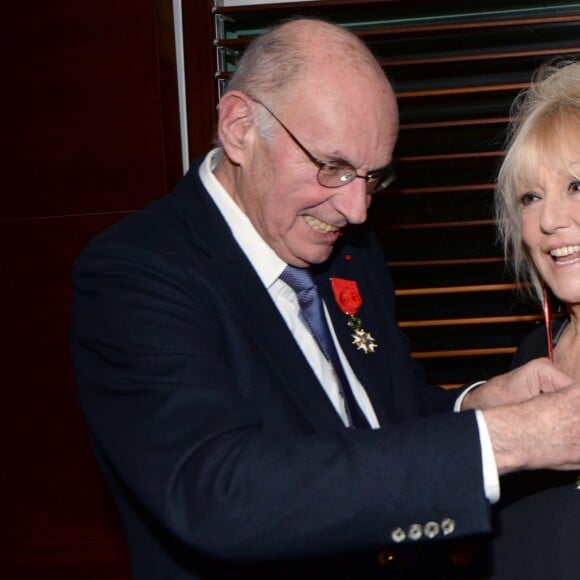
[294,249,334,267]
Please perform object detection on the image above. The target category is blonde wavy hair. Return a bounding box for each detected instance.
[495,59,580,302]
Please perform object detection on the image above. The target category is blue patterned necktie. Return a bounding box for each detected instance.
[280,265,370,428]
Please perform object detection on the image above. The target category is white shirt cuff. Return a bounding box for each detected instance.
[454,382,500,504]
[475,409,500,503]
[453,381,485,412]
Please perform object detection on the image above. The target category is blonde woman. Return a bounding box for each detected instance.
[493,59,580,580]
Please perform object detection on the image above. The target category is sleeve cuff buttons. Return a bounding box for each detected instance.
[390,518,456,543]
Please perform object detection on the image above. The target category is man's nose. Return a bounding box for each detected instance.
[334,180,370,224]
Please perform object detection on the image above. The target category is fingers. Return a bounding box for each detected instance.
[485,382,580,474]
[507,357,573,399]
[465,358,573,411]
[529,357,574,393]
[522,382,580,469]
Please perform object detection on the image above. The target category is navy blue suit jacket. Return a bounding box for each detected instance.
[70,159,491,579]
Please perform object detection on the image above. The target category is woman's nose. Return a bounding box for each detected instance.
[540,194,572,234]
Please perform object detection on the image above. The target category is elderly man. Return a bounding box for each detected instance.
[70,18,580,580]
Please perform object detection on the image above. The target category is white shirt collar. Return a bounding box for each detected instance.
[198,149,286,289]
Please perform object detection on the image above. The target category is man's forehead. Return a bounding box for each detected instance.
[308,102,395,159]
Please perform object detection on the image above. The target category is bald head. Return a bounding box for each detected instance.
[226,18,395,112]
[284,19,386,79]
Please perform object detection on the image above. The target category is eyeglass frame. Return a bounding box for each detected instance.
[249,97,396,194]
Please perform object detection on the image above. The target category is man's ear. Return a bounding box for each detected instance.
[217,91,256,165]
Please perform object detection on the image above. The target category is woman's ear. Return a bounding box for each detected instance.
[217,91,256,165]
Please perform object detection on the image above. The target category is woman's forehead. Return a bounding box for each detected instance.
[513,117,580,181]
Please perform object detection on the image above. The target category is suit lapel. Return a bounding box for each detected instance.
[313,251,395,426]
[170,167,345,430]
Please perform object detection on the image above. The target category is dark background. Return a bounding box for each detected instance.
[1,1,213,576]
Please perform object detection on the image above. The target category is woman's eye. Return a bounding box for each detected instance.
[520,192,539,206]
[569,180,580,193]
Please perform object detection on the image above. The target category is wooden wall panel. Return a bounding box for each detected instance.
[2,2,173,220]
[2,215,129,576]
[0,0,208,576]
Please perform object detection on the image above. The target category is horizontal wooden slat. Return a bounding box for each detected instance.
[379,46,580,68]
[397,151,502,162]
[387,219,495,231]
[396,283,519,296]
[438,383,464,390]
[388,256,504,267]
[397,82,528,98]
[411,346,517,358]
[400,314,542,328]
[400,116,510,130]
[358,14,580,38]
[390,184,494,195]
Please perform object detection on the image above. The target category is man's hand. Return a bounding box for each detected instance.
[461,357,573,411]
[483,381,580,474]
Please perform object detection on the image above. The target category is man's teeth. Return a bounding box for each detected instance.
[304,215,338,233]
[550,245,580,258]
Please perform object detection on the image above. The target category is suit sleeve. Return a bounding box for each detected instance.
[70,229,491,563]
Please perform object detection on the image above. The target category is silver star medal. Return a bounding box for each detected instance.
[347,316,378,353]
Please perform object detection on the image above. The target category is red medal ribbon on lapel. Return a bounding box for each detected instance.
[330,277,377,354]
[330,277,362,315]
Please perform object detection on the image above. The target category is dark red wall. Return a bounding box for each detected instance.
[1,1,214,576]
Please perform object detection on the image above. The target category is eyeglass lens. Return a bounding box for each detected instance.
[318,164,396,194]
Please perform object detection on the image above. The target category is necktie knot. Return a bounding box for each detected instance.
[280,265,320,315]
[280,265,324,338]
[280,265,316,295]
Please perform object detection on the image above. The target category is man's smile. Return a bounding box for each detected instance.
[304,214,340,234]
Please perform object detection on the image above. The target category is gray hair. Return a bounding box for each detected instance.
[225,21,305,139]
[495,59,580,301]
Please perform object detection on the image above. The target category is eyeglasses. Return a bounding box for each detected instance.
[251,98,396,194]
